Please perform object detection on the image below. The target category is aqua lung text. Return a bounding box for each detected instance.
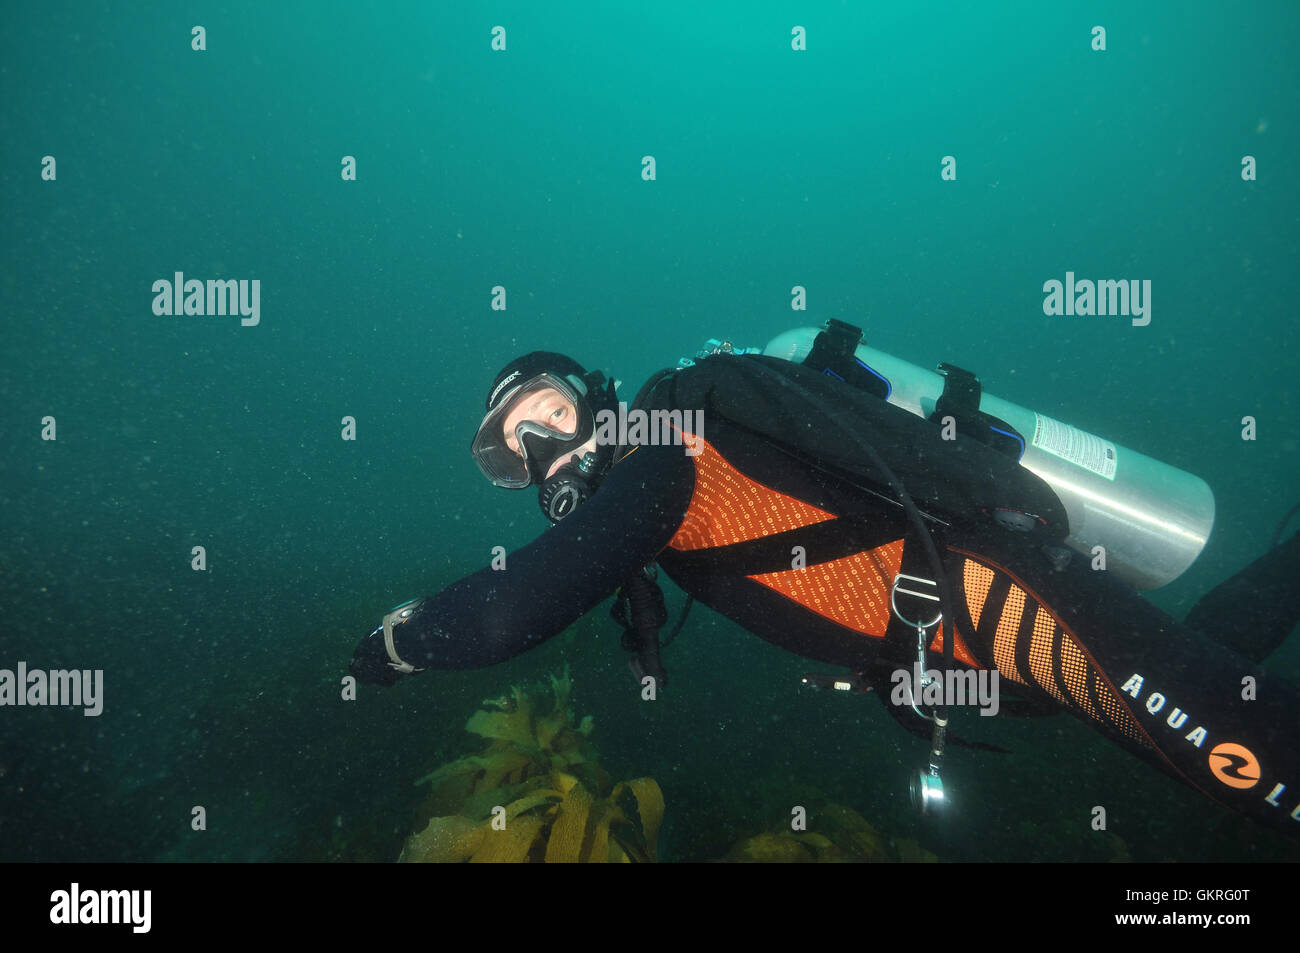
[1121,672,1300,822]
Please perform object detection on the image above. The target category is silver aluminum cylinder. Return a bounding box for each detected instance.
[764,327,1215,589]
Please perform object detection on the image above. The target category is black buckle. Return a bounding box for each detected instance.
[935,363,982,418]
[930,363,1024,461]
[803,320,889,399]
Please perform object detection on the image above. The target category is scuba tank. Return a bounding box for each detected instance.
[763,325,1215,589]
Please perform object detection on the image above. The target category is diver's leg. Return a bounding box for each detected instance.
[1085,599,1300,836]
[1184,532,1300,662]
[950,538,1300,837]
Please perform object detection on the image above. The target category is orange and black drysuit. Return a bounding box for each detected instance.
[387,413,1300,836]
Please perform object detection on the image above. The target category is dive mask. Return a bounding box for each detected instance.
[470,372,594,489]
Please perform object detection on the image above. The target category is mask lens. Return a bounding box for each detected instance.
[471,374,584,488]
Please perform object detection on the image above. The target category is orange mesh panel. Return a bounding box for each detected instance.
[750,541,902,638]
[992,586,1028,685]
[668,438,836,551]
[1058,634,1099,720]
[1093,677,1148,744]
[948,546,1153,749]
[1034,605,1148,745]
[1028,606,1065,704]
[927,625,981,669]
[962,559,995,630]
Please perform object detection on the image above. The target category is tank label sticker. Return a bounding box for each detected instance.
[1031,413,1118,481]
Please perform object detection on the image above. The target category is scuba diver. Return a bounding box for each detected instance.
[349,320,1300,836]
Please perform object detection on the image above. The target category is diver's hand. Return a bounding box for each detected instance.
[349,598,430,687]
[349,624,405,687]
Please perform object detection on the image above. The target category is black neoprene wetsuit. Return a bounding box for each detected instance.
[388,422,1300,837]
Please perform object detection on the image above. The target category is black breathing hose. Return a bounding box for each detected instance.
[760,370,959,736]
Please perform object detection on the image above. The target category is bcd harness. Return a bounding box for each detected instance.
[608,320,1079,808]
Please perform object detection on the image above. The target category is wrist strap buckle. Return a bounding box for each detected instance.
[382,599,427,674]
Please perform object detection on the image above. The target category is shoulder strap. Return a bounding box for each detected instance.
[629,367,678,415]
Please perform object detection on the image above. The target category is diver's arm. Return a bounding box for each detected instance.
[349,443,694,679]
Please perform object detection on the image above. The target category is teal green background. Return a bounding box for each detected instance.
[1,2,1296,861]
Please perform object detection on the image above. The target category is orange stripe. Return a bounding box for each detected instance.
[1027,605,1065,704]
[963,560,996,630]
[992,584,1029,684]
[671,438,981,661]
[751,541,902,639]
[942,546,1238,812]
[668,437,835,551]
[751,543,981,665]
[926,622,982,670]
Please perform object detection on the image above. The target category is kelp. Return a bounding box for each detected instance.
[400,667,663,863]
[723,801,938,863]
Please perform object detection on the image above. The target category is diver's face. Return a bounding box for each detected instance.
[501,387,595,479]
[502,387,577,451]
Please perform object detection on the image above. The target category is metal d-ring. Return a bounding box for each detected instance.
[890,572,943,631]
[891,573,944,720]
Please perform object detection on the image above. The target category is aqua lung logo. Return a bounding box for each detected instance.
[1121,672,1300,821]
[1207,742,1260,790]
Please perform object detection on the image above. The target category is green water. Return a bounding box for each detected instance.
[1,2,1297,862]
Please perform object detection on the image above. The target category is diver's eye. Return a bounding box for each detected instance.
[550,406,567,425]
